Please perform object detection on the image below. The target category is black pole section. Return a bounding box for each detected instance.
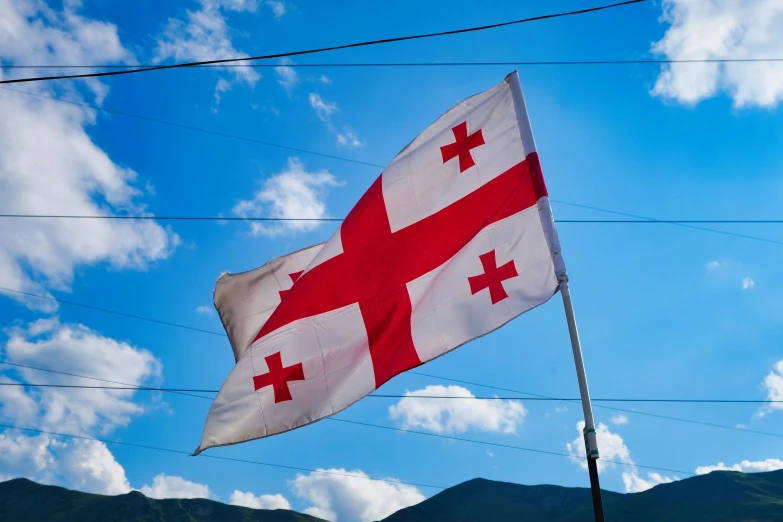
[586,452,606,522]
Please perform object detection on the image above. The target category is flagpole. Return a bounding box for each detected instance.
[507,70,605,521]
[561,281,605,522]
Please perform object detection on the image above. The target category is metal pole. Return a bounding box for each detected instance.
[561,282,605,522]
[506,70,604,520]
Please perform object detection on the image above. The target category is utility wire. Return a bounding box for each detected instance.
[5,58,783,69]
[0,422,445,490]
[408,371,783,439]
[0,1,645,85]
[3,89,781,244]
[2,381,780,404]
[0,287,226,337]
[0,361,213,400]
[551,200,783,246]
[330,417,693,476]
[0,87,384,168]
[4,361,782,441]
[2,214,783,224]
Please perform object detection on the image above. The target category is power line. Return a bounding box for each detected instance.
[0,1,644,85]
[0,287,226,337]
[0,87,384,168]
[2,214,783,224]
[4,88,782,247]
[330,417,693,476]
[0,422,445,490]
[5,360,782,441]
[6,58,783,69]
[551,200,783,246]
[408,371,783,439]
[0,361,213,400]
[2,381,781,404]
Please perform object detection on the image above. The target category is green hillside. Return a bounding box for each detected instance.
[3,470,783,522]
[0,478,325,522]
[383,471,783,522]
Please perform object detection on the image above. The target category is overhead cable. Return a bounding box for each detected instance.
[0,1,645,85]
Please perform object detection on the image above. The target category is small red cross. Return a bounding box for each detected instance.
[468,250,519,305]
[253,351,305,403]
[278,271,304,300]
[440,121,485,173]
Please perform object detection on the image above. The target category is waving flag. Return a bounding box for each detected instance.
[196,72,566,454]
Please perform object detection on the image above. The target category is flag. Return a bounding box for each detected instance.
[196,72,566,454]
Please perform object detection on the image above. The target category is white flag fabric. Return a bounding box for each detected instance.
[196,72,566,454]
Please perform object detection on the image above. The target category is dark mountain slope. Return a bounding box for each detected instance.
[0,478,324,522]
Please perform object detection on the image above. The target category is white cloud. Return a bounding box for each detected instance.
[307,93,363,148]
[2,317,162,435]
[309,93,338,121]
[611,414,629,426]
[388,385,526,434]
[566,422,677,493]
[291,469,425,522]
[230,490,291,510]
[336,128,363,148]
[706,260,722,270]
[155,0,261,109]
[652,0,783,107]
[319,75,332,84]
[623,470,676,493]
[266,0,286,19]
[696,458,783,475]
[276,58,300,93]
[232,157,341,237]
[139,474,213,499]
[0,2,176,311]
[758,359,783,417]
[195,305,214,315]
[0,433,130,495]
[742,276,755,290]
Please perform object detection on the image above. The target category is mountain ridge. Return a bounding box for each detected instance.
[3,469,783,522]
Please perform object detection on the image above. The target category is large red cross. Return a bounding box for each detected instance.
[440,121,485,173]
[253,351,305,403]
[253,152,548,388]
[467,250,519,305]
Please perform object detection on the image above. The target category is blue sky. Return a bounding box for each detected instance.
[2,0,783,519]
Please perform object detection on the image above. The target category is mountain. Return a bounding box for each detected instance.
[3,470,783,522]
[0,478,324,522]
[382,470,783,522]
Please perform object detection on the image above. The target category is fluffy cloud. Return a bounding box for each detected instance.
[0,433,130,495]
[652,0,783,107]
[309,93,338,121]
[232,157,342,237]
[291,469,425,522]
[0,316,166,496]
[758,359,783,417]
[566,422,677,493]
[195,305,214,315]
[336,128,363,148]
[611,414,629,426]
[230,490,292,510]
[695,458,783,475]
[276,58,300,93]
[742,276,755,290]
[388,385,526,434]
[266,0,286,19]
[139,474,213,499]
[308,93,363,148]
[2,317,162,435]
[155,0,261,108]
[623,471,676,494]
[0,1,177,311]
